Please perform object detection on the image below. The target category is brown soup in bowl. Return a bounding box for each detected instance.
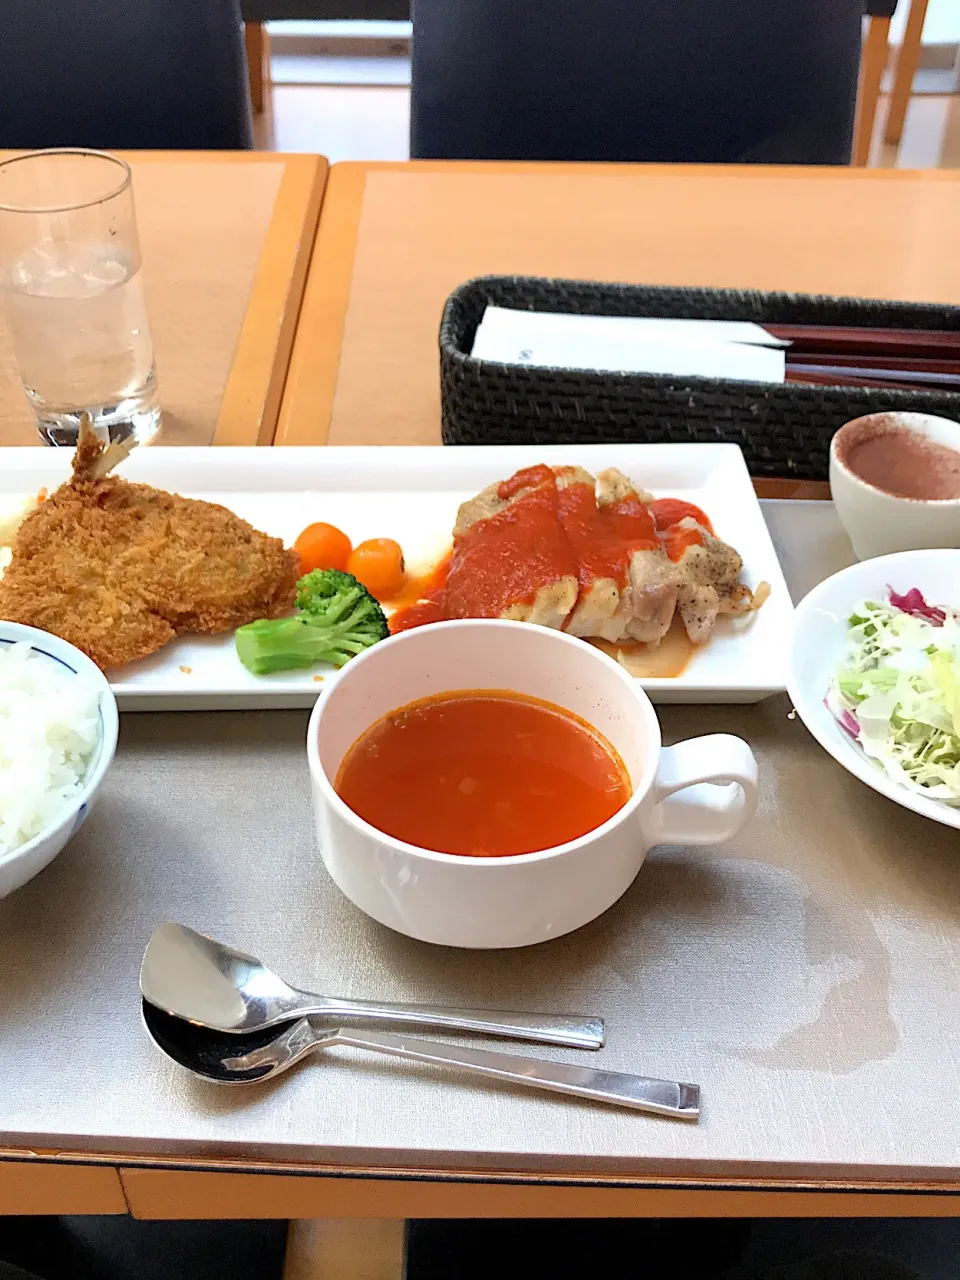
[837,420,960,501]
[334,688,631,857]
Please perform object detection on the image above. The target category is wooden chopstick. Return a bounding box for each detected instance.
[787,353,960,376]
[787,362,960,391]
[785,369,924,391]
[766,324,960,361]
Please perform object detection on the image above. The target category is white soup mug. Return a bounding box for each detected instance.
[307,619,758,948]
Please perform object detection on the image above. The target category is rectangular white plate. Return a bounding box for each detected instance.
[0,443,792,709]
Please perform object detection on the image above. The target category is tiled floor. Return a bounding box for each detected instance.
[271,53,411,86]
[254,84,409,162]
[254,64,960,168]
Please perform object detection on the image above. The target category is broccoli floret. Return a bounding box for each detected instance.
[236,568,388,676]
[295,568,365,616]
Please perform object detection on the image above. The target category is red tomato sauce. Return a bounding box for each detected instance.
[333,689,631,857]
[496,463,554,500]
[388,555,450,634]
[649,498,713,563]
[649,498,712,531]
[556,473,659,592]
[388,471,717,634]
[443,468,577,619]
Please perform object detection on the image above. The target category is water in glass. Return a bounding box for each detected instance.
[2,240,159,446]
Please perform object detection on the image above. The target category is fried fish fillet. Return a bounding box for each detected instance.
[0,424,299,670]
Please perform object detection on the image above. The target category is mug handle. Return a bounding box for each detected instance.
[652,735,758,846]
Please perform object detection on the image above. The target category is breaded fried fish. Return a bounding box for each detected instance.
[0,422,299,670]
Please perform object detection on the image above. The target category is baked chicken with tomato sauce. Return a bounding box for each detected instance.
[441,464,766,647]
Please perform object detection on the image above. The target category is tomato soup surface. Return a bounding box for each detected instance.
[333,689,631,857]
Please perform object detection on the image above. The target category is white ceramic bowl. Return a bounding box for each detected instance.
[787,549,960,831]
[0,622,119,898]
[829,412,960,560]
[308,619,758,948]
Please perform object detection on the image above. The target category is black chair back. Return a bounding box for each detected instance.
[411,0,864,164]
[0,0,253,149]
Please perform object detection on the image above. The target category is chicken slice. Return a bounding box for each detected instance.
[445,464,579,628]
[595,467,654,508]
[453,480,512,538]
[563,575,622,639]
[500,578,581,628]
[622,552,684,642]
[553,467,623,640]
[671,519,757,643]
[594,468,680,645]
[676,581,721,646]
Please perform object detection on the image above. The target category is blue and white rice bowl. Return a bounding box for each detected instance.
[0,621,118,897]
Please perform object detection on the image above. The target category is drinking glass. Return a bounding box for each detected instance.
[0,149,160,446]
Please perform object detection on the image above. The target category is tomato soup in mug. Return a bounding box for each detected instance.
[333,689,631,857]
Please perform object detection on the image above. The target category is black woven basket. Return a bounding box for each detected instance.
[439,276,960,481]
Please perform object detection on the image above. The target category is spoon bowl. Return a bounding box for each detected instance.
[141,1000,699,1119]
[141,998,286,1084]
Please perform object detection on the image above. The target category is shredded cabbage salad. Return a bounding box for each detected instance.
[825,587,960,805]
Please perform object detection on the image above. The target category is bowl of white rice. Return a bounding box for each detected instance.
[0,621,118,898]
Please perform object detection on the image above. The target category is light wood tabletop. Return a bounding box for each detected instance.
[0,151,327,448]
[277,161,960,498]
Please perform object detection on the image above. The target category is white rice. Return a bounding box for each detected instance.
[0,642,101,856]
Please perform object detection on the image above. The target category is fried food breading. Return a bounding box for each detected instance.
[0,423,299,670]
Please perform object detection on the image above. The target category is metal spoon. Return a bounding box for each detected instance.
[141,1001,699,1120]
[140,923,604,1049]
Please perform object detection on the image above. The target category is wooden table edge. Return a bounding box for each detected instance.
[0,151,307,166]
[0,1158,127,1215]
[275,162,366,447]
[8,1148,960,1217]
[297,159,960,182]
[7,1150,960,1195]
[114,1169,960,1220]
[214,153,328,447]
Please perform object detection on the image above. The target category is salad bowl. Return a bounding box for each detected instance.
[787,550,960,830]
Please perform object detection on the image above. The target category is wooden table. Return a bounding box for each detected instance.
[277,160,960,499]
[0,152,327,448]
